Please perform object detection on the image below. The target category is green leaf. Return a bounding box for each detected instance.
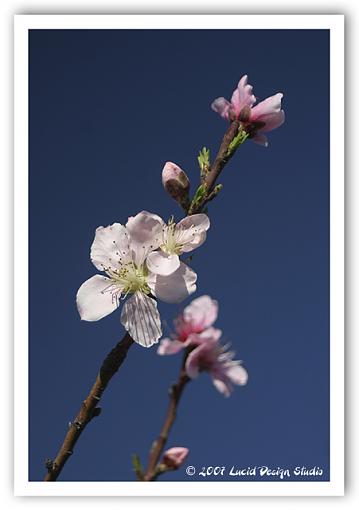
[207,183,223,202]
[198,147,210,177]
[188,183,208,214]
[131,454,144,480]
[192,184,207,203]
[227,129,249,155]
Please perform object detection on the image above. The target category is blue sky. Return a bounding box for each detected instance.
[29,28,329,481]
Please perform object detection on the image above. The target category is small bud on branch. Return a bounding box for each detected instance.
[162,161,190,211]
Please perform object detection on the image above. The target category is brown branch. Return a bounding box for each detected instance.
[189,119,240,214]
[144,354,190,481]
[204,119,240,192]
[44,333,134,481]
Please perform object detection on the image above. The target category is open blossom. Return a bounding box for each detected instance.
[162,447,189,469]
[211,74,285,146]
[76,211,197,348]
[157,295,218,355]
[146,214,210,277]
[157,295,248,396]
[185,330,248,397]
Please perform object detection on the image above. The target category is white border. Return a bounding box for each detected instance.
[14,14,345,497]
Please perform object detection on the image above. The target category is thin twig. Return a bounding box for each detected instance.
[204,119,240,192]
[144,353,190,481]
[44,334,134,481]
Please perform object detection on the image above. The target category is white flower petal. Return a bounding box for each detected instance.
[90,223,131,272]
[148,262,197,304]
[174,214,210,253]
[146,251,180,276]
[76,275,121,321]
[126,211,165,265]
[120,291,162,348]
[181,231,207,253]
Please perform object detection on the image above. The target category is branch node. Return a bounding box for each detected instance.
[45,458,57,472]
[92,407,102,418]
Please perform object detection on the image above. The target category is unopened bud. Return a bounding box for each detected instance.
[162,447,189,469]
[162,162,190,209]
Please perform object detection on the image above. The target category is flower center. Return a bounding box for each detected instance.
[161,220,197,256]
[109,262,150,295]
[161,223,182,255]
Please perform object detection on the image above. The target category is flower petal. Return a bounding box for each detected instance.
[157,338,185,355]
[175,214,210,253]
[252,133,268,146]
[146,251,180,276]
[126,211,165,265]
[183,295,218,330]
[226,364,248,385]
[148,262,197,304]
[120,291,162,348]
[76,275,121,321]
[185,344,206,378]
[212,377,232,397]
[163,447,189,468]
[230,75,256,116]
[90,223,131,272]
[250,92,283,119]
[211,97,231,119]
[193,327,222,344]
[256,110,285,133]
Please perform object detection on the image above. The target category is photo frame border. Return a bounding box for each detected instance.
[14,13,345,497]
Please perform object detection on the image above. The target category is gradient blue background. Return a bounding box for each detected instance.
[29,29,329,482]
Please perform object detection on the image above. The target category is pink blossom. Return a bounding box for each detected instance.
[162,447,189,469]
[211,75,285,146]
[157,295,218,355]
[185,333,248,397]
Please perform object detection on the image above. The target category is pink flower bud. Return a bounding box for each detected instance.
[162,162,190,209]
[162,447,189,469]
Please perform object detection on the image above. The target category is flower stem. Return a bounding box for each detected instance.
[189,119,240,214]
[44,333,134,481]
[143,354,190,481]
